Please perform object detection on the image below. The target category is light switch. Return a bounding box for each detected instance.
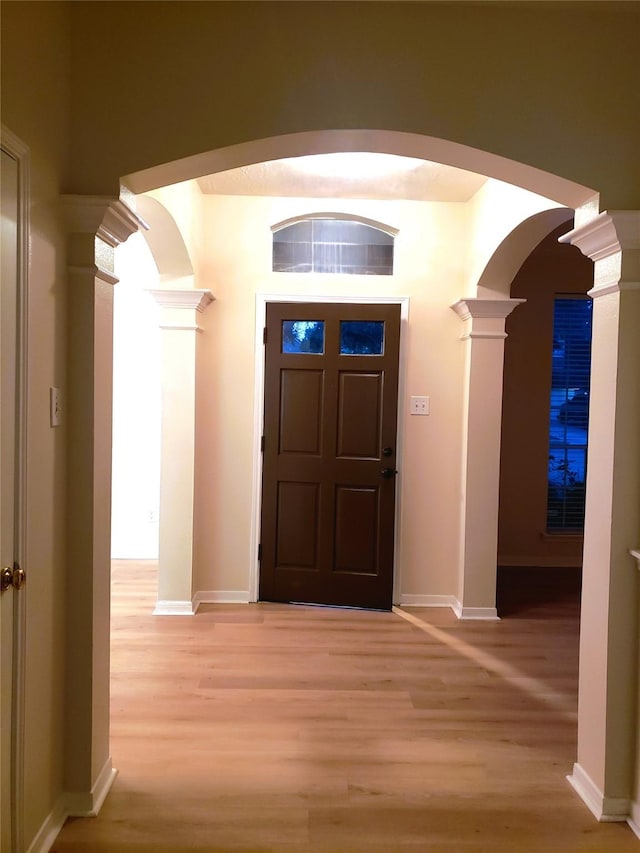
[50,387,62,427]
[410,395,430,416]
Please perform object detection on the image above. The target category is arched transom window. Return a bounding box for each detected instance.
[272,217,395,275]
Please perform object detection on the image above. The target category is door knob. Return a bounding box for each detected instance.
[1,567,12,593]
[380,467,398,479]
[1,565,25,593]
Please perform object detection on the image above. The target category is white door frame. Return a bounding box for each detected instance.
[249,292,410,605]
[1,124,29,853]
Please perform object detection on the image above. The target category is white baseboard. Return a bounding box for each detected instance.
[567,763,629,822]
[66,759,118,817]
[192,590,250,612]
[26,797,67,853]
[629,798,640,840]
[452,600,500,620]
[153,599,195,616]
[27,760,117,852]
[396,595,499,620]
[397,594,458,608]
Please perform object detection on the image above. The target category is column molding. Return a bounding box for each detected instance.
[450,297,525,619]
[560,209,640,826]
[61,195,148,248]
[62,194,143,813]
[559,210,640,263]
[452,298,526,339]
[147,287,215,615]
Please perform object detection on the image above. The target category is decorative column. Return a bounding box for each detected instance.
[559,211,640,823]
[61,196,145,813]
[148,289,214,614]
[451,298,525,619]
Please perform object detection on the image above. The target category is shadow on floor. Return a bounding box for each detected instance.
[496,566,582,619]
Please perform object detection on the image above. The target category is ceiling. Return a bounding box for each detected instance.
[196,152,488,202]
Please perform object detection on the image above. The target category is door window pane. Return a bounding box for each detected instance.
[340,321,384,355]
[282,320,325,354]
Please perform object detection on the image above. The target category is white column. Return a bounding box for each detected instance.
[148,289,214,615]
[451,298,525,619]
[61,195,144,812]
[560,211,640,823]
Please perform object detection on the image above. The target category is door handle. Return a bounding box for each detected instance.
[1,565,25,593]
[380,467,398,479]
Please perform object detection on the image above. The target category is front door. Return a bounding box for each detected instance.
[260,302,401,610]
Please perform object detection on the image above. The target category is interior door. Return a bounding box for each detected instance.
[1,145,19,853]
[260,302,401,610]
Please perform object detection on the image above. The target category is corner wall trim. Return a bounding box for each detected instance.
[26,798,67,853]
[567,763,630,822]
[192,590,250,611]
[452,601,500,621]
[28,761,117,851]
[629,799,640,840]
[65,759,118,818]
[153,599,195,616]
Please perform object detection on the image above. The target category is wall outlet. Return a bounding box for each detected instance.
[50,387,62,427]
[410,395,430,416]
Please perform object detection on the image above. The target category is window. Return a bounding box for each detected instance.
[273,218,394,275]
[547,296,592,531]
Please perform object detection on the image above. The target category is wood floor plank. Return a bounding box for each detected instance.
[50,561,639,852]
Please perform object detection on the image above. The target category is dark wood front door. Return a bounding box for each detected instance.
[259,302,401,610]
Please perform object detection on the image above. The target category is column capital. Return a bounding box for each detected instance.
[559,210,640,262]
[451,298,525,340]
[147,289,215,312]
[148,288,215,331]
[60,195,148,246]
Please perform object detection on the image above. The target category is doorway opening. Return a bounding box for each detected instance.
[497,222,594,617]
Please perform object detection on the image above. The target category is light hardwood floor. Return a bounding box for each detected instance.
[51,562,638,852]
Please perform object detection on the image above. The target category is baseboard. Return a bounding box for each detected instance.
[153,599,195,616]
[452,600,499,620]
[397,594,458,608]
[192,590,250,611]
[629,798,640,840]
[396,595,499,620]
[26,797,67,853]
[66,758,118,817]
[28,761,117,852]
[567,763,629,822]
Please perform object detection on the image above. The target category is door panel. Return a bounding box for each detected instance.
[337,372,382,458]
[260,302,400,610]
[279,370,324,455]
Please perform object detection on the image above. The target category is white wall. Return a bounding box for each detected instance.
[111,232,161,559]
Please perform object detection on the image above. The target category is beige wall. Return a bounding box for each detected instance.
[498,225,594,567]
[1,0,71,845]
[1,0,638,845]
[152,186,557,601]
[66,2,639,208]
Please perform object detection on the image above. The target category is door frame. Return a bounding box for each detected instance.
[250,293,410,604]
[1,124,29,853]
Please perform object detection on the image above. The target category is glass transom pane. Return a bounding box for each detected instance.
[340,321,384,355]
[273,219,394,275]
[282,320,325,354]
